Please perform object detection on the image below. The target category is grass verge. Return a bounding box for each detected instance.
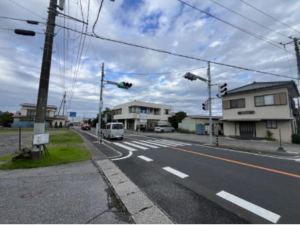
[0,129,90,170]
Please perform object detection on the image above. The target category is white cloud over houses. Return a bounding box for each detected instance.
[0,0,299,119]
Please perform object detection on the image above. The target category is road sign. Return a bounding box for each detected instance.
[33,133,49,145]
[69,112,76,117]
[140,113,147,123]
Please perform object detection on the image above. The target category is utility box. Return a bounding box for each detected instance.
[196,125,205,135]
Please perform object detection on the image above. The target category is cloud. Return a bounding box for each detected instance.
[0,0,299,119]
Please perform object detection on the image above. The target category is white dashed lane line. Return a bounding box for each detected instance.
[217,191,280,223]
[137,155,153,162]
[163,167,189,178]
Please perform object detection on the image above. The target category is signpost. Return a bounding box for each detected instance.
[69,112,76,117]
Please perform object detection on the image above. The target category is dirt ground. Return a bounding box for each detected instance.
[0,132,32,156]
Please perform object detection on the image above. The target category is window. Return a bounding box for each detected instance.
[129,106,136,113]
[112,124,123,129]
[255,93,286,106]
[27,110,36,116]
[114,109,122,115]
[46,111,50,117]
[230,99,245,108]
[165,109,170,115]
[266,120,277,129]
[106,124,110,129]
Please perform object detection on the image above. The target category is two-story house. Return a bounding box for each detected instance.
[13,103,67,128]
[221,81,299,143]
[113,100,172,130]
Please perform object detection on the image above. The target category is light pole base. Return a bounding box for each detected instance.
[30,151,42,160]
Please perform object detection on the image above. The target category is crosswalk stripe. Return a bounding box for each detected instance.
[122,142,148,150]
[113,143,137,151]
[154,139,192,146]
[151,140,185,146]
[139,140,168,147]
[132,141,159,149]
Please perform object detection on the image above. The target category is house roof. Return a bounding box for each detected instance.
[227,80,300,98]
[186,115,222,120]
[20,103,57,109]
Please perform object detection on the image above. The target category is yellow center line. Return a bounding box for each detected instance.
[125,136,300,179]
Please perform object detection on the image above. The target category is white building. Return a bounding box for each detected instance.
[221,81,299,143]
[113,100,172,130]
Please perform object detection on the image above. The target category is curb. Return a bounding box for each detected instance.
[78,129,173,224]
[92,158,173,224]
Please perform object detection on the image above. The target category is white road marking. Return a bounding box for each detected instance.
[102,139,111,144]
[137,155,153,162]
[295,158,300,162]
[163,167,189,178]
[122,142,148,150]
[132,141,159,148]
[151,140,184,146]
[113,143,137,151]
[139,140,168,147]
[112,151,133,161]
[217,191,280,223]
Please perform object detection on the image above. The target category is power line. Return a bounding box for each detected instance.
[88,33,298,80]
[177,0,294,55]
[239,0,300,35]
[104,67,207,75]
[9,0,46,20]
[283,45,294,77]
[210,0,291,39]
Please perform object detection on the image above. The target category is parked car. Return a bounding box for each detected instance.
[81,124,91,130]
[154,125,175,133]
[103,122,124,140]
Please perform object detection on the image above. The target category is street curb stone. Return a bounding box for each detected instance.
[77,129,173,224]
[94,159,174,224]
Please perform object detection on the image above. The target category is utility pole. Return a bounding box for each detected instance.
[98,63,104,144]
[31,0,58,159]
[207,62,213,145]
[293,38,300,130]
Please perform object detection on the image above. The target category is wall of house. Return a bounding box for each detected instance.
[256,120,292,142]
[181,118,196,131]
[181,118,223,134]
[222,88,291,120]
[113,101,172,122]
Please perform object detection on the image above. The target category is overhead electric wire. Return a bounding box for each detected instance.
[283,45,294,77]
[210,0,291,39]
[104,67,207,76]
[239,0,300,34]
[177,0,294,55]
[9,0,46,20]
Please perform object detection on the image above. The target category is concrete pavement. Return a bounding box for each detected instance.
[0,160,131,224]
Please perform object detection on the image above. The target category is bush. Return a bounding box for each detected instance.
[54,122,58,128]
[265,130,276,141]
[59,122,63,128]
[292,134,300,144]
[177,128,195,134]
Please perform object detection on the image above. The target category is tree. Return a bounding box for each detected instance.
[0,112,13,127]
[88,119,92,125]
[54,122,58,128]
[92,108,113,128]
[59,121,63,128]
[168,111,187,129]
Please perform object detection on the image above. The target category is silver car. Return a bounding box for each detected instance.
[154,125,175,133]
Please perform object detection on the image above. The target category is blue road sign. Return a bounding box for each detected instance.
[69,112,76,117]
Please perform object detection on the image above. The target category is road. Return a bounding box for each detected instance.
[80,128,300,224]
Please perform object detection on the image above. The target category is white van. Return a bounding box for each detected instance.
[103,122,124,140]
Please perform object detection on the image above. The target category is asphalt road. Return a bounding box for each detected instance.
[80,129,300,224]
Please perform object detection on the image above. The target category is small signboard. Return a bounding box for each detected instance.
[69,112,76,117]
[140,114,147,123]
[33,133,49,145]
[104,114,108,123]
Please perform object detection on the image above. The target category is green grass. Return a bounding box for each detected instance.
[0,130,90,170]
[0,154,13,162]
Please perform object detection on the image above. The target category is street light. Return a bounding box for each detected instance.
[183,63,213,145]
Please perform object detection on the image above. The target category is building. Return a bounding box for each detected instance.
[113,100,172,130]
[180,115,223,135]
[221,81,299,142]
[13,103,67,128]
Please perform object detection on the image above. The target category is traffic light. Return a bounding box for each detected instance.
[118,82,132,89]
[217,83,227,98]
[202,103,207,111]
[183,72,198,81]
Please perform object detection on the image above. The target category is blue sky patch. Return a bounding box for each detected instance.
[140,11,162,35]
[238,72,252,80]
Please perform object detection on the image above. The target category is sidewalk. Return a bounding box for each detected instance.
[126,131,300,155]
[0,161,131,224]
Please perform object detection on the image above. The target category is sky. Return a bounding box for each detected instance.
[0,0,299,120]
